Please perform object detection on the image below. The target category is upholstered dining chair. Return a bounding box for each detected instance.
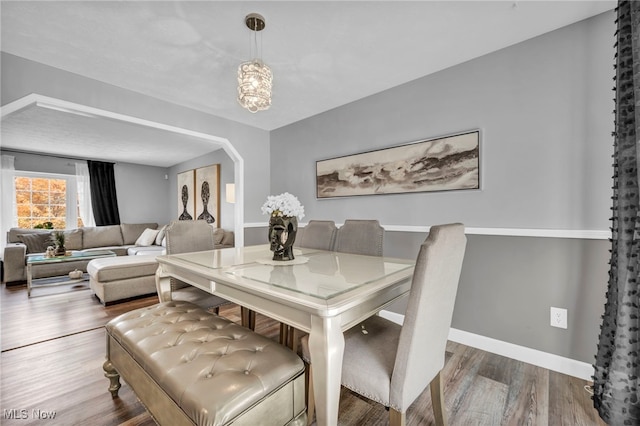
[161,220,231,316]
[301,223,467,426]
[296,220,338,251]
[334,219,384,256]
[282,219,383,350]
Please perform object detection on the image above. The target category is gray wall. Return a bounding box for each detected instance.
[1,52,272,225]
[115,162,169,225]
[2,150,169,225]
[270,12,613,231]
[385,231,609,363]
[268,11,615,364]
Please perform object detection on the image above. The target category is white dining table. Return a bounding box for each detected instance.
[155,244,415,426]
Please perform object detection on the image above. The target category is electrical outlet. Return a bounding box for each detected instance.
[550,307,568,329]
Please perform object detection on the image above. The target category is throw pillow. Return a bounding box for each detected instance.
[17,233,52,254]
[212,228,225,245]
[64,228,83,250]
[135,228,159,247]
[8,227,50,244]
[155,224,167,245]
[121,222,159,245]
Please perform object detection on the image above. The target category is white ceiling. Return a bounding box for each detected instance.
[0,1,615,167]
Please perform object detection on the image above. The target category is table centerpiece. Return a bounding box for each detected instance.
[261,192,305,261]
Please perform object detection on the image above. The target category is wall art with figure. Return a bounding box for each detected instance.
[194,164,220,226]
[177,169,195,220]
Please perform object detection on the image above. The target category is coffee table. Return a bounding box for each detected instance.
[26,250,117,297]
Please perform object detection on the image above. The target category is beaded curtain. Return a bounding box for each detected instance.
[593,1,640,424]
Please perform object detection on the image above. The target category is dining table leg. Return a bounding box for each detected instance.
[308,315,344,426]
[155,266,172,302]
[27,263,33,297]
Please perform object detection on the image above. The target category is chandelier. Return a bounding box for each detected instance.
[237,13,272,113]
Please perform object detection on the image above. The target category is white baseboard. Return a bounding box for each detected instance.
[378,310,406,325]
[378,310,593,381]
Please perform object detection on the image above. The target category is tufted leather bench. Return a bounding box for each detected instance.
[103,301,307,426]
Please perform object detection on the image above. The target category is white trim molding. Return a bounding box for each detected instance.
[246,222,610,240]
[378,310,594,381]
[245,222,268,228]
[383,225,610,240]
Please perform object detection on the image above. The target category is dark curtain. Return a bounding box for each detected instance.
[87,160,121,226]
[593,1,639,424]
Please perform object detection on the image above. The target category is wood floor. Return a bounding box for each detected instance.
[1,282,606,425]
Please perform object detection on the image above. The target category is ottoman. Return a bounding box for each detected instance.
[88,255,158,305]
[104,301,307,426]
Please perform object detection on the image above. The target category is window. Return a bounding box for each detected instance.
[14,172,83,229]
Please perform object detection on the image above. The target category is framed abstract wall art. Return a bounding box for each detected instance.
[316,130,480,198]
[177,169,195,220]
[194,164,220,226]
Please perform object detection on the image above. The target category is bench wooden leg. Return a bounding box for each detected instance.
[103,359,121,398]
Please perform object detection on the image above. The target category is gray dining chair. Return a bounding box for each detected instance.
[301,223,467,426]
[162,220,232,316]
[283,219,383,351]
[297,220,338,251]
[334,219,384,256]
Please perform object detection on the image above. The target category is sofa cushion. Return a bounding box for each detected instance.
[121,223,158,245]
[127,246,165,256]
[17,233,52,253]
[219,229,235,247]
[82,225,124,248]
[212,227,225,245]
[135,228,159,246]
[84,246,129,256]
[87,255,158,282]
[155,224,167,245]
[63,228,83,250]
[8,227,50,244]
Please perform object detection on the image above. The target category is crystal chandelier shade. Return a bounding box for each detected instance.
[237,59,272,113]
[237,13,272,113]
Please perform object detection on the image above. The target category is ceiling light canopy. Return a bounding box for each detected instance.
[237,13,272,113]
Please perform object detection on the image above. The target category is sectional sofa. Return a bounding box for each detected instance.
[87,224,234,304]
[3,222,234,286]
[3,223,160,284]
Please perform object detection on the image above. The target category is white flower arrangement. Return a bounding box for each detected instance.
[261,192,305,220]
